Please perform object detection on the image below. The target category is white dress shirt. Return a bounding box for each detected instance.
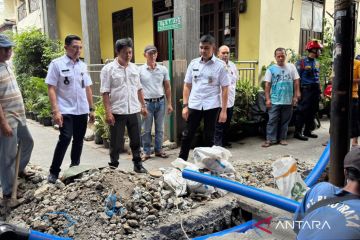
[100,59,142,114]
[184,55,230,110]
[226,60,239,108]
[45,55,92,115]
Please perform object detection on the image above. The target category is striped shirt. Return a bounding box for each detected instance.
[0,62,26,128]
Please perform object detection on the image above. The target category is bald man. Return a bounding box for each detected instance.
[214,45,239,147]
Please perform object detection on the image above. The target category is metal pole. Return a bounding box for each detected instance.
[330,0,356,186]
[168,30,174,142]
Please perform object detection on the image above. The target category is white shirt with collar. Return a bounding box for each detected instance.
[100,59,142,115]
[139,63,169,99]
[45,55,92,115]
[225,60,239,108]
[184,55,230,110]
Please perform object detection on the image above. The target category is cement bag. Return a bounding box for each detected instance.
[213,172,236,197]
[163,168,187,197]
[171,158,198,170]
[183,165,216,195]
[271,156,308,201]
[193,146,235,174]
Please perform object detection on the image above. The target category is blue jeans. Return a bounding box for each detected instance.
[0,124,33,196]
[266,104,293,142]
[141,99,165,155]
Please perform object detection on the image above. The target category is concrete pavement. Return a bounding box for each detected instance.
[27,118,331,176]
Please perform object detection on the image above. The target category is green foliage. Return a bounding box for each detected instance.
[94,99,110,139]
[233,79,260,123]
[12,28,63,78]
[22,77,51,117]
[286,48,301,64]
[318,18,333,85]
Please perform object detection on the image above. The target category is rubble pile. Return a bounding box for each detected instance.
[233,158,314,188]
[4,166,211,240]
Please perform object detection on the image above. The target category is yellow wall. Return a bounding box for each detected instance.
[258,0,302,73]
[56,0,82,44]
[98,0,153,62]
[238,0,261,62]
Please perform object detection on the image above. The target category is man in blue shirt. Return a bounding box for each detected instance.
[294,40,323,141]
[294,148,360,239]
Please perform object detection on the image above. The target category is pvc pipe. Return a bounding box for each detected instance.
[192,220,256,240]
[182,169,300,213]
[29,230,72,240]
[304,141,330,188]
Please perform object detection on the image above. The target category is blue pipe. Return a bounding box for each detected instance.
[304,141,330,188]
[182,169,300,213]
[29,230,72,240]
[192,220,256,240]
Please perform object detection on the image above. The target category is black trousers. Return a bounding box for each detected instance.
[295,84,320,133]
[214,107,233,146]
[109,113,141,167]
[179,107,220,160]
[50,114,88,176]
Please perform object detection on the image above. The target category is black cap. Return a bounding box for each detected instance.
[144,45,157,53]
[344,147,360,172]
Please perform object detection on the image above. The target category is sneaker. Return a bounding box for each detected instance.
[47,173,58,184]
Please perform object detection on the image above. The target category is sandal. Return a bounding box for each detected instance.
[261,141,273,148]
[279,140,288,146]
[141,154,151,161]
[155,151,169,158]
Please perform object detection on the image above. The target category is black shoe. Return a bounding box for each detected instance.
[47,173,58,184]
[304,132,318,138]
[108,161,119,169]
[294,132,308,141]
[133,162,148,173]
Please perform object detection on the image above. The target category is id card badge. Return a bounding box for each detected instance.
[208,76,213,84]
[81,73,85,88]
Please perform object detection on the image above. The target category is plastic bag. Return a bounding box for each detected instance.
[271,156,308,201]
[162,168,187,197]
[193,146,235,174]
[171,158,215,195]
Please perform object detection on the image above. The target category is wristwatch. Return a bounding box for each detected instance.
[183,103,188,108]
[89,107,95,112]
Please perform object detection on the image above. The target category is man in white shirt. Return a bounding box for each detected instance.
[100,38,148,173]
[179,35,230,161]
[214,45,239,147]
[46,35,94,183]
[139,45,173,160]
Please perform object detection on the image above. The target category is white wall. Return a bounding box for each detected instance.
[16,0,43,32]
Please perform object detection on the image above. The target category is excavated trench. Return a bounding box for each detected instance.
[134,195,260,240]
